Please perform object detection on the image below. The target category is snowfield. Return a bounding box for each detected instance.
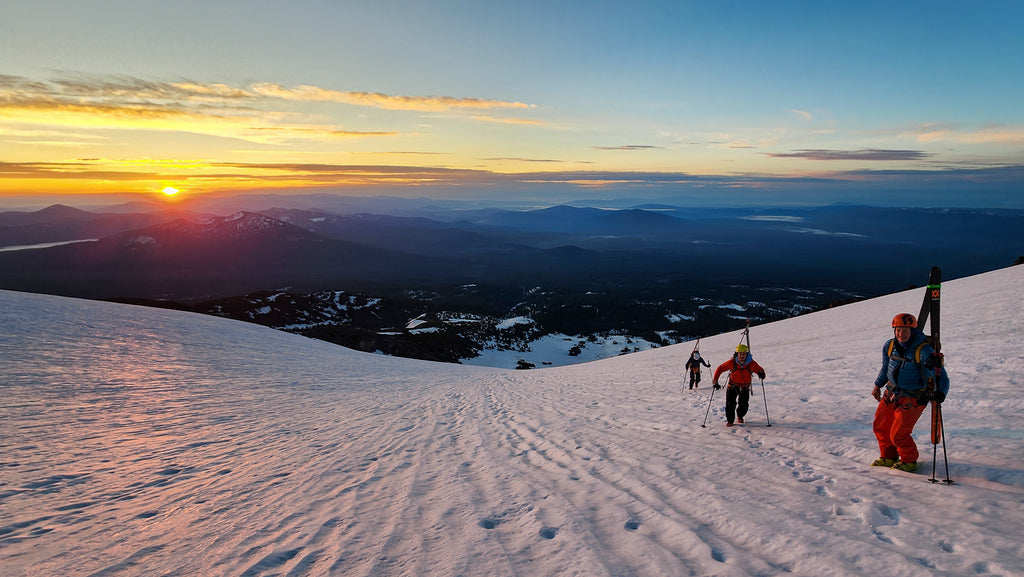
[2,265,1023,577]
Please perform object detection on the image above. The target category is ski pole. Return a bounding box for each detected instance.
[929,402,954,484]
[939,405,953,484]
[930,400,940,482]
[701,385,717,428]
[930,434,939,482]
[760,377,771,427]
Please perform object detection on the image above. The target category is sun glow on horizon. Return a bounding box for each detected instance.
[161,186,180,196]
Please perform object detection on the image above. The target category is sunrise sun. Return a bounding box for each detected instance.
[161,186,180,196]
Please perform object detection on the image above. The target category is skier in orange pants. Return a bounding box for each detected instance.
[871,313,949,472]
[873,396,927,465]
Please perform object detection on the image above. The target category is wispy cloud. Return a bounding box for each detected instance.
[872,122,1024,146]
[0,74,538,143]
[201,162,498,186]
[244,127,398,139]
[766,149,931,161]
[934,125,1024,145]
[3,160,1023,198]
[590,145,661,151]
[353,151,448,156]
[0,74,532,112]
[483,157,565,163]
[0,159,496,187]
[249,83,533,111]
[0,160,158,180]
[466,115,545,125]
[831,164,1024,184]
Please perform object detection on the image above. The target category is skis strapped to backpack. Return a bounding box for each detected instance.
[738,320,751,352]
[740,319,771,426]
[918,266,953,484]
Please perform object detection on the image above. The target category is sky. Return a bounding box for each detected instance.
[2,1,1023,209]
[3,263,1023,576]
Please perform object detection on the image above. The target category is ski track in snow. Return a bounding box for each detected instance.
[2,266,1024,576]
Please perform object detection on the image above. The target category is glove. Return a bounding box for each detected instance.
[713,384,721,390]
[932,391,946,404]
[757,371,766,380]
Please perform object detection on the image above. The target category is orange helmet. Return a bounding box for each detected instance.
[891,313,917,328]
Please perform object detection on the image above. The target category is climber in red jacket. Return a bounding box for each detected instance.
[713,344,766,427]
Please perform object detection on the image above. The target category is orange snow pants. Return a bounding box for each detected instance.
[873,395,927,463]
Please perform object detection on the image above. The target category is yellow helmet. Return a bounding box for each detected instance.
[736,344,749,353]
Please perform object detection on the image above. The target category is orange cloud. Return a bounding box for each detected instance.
[466,115,545,125]
[0,74,538,144]
[250,82,534,111]
[884,122,1024,146]
[243,127,399,139]
[929,127,1024,145]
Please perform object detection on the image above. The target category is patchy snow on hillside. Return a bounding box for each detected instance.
[464,332,662,369]
[495,316,535,330]
[0,239,98,252]
[2,265,1023,577]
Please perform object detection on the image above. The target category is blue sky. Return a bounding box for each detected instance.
[2,1,1023,207]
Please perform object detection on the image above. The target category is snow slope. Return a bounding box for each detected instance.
[2,265,1023,577]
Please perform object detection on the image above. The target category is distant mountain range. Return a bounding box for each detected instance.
[0,203,196,247]
[3,201,1020,297]
[2,199,1021,363]
[0,209,466,299]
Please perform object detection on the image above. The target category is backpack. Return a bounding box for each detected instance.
[887,337,943,400]
[886,337,931,365]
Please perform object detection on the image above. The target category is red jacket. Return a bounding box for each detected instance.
[713,355,765,388]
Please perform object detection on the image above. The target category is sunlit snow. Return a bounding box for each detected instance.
[2,266,1023,576]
